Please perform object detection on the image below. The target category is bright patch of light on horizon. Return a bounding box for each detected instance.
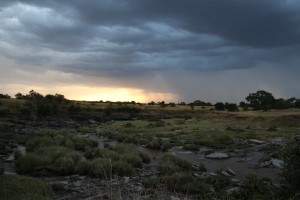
[0,83,178,103]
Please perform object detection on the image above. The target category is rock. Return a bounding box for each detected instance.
[231,178,241,185]
[225,167,236,176]
[248,139,265,144]
[271,159,284,168]
[206,152,229,159]
[259,159,284,168]
[89,119,97,124]
[170,196,180,200]
[48,120,61,127]
[209,172,218,176]
[294,135,300,141]
[4,153,15,162]
[259,160,272,168]
[123,176,130,184]
[137,195,153,200]
[221,171,231,177]
[226,187,240,194]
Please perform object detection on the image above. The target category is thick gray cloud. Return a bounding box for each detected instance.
[0,0,300,102]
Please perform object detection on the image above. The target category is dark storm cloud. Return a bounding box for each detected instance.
[1,0,300,101]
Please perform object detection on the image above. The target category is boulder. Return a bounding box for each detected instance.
[271,159,284,168]
[206,152,229,159]
[170,196,180,200]
[225,167,236,176]
[248,139,265,144]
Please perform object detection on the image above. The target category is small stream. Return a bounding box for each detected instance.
[3,136,281,181]
[91,135,281,181]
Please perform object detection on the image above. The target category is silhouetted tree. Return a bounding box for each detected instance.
[148,101,155,105]
[246,90,275,110]
[239,101,246,108]
[169,102,176,107]
[225,103,239,112]
[0,94,10,99]
[15,93,25,99]
[295,99,300,109]
[215,102,225,111]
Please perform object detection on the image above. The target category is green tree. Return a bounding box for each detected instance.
[15,92,25,99]
[294,99,300,109]
[225,103,239,112]
[0,94,10,99]
[245,90,275,110]
[214,102,225,111]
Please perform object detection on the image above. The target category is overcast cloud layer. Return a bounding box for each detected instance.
[0,0,300,102]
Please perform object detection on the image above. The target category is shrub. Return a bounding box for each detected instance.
[206,174,230,193]
[158,154,192,175]
[88,158,134,177]
[230,173,275,199]
[121,153,143,168]
[161,140,172,151]
[140,152,151,164]
[89,158,112,178]
[75,159,90,174]
[16,153,51,174]
[113,160,134,176]
[280,142,300,198]
[0,175,54,200]
[54,156,75,174]
[214,134,234,146]
[183,143,199,151]
[99,149,120,161]
[146,138,161,149]
[17,146,83,175]
[161,172,192,191]
[158,159,180,175]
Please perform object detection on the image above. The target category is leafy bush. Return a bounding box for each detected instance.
[0,175,53,200]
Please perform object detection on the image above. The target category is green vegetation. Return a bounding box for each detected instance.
[280,141,300,198]
[228,173,275,199]
[157,153,193,175]
[1,90,300,199]
[0,175,53,200]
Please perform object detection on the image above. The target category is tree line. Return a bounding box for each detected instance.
[1,90,300,112]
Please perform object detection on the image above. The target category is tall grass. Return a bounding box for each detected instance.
[0,174,53,200]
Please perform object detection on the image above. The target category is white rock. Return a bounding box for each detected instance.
[248,139,265,144]
[170,196,180,200]
[271,159,284,168]
[226,167,236,176]
[206,152,229,159]
[221,170,232,177]
[226,187,240,194]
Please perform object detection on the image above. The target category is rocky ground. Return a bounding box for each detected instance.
[1,114,299,199]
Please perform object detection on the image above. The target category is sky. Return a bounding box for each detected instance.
[0,0,300,103]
